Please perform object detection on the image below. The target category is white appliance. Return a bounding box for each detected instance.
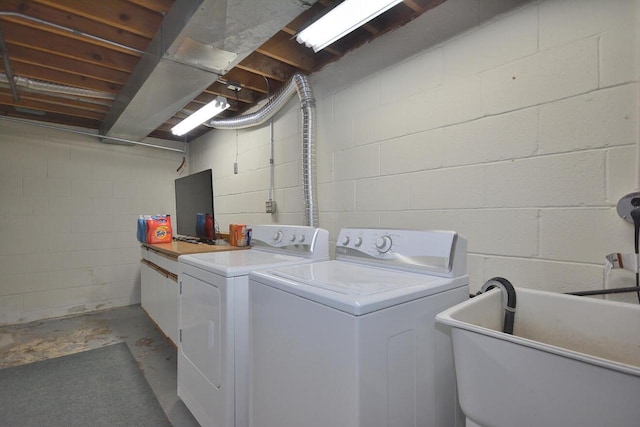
[248,228,468,427]
[178,225,329,427]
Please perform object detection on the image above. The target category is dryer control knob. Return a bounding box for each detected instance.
[289,234,296,242]
[273,231,283,243]
[375,236,392,253]
[342,236,350,246]
[354,237,363,247]
[298,235,306,243]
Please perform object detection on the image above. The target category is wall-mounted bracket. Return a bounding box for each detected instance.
[617,191,640,223]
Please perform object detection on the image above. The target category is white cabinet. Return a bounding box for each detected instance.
[141,246,179,345]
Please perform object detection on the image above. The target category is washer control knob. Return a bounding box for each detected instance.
[273,231,283,243]
[354,237,363,247]
[375,236,392,253]
[290,234,296,242]
[298,235,306,243]
[342,236,350,246]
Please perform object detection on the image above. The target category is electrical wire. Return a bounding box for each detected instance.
[176,156,186,173]
[235,129,239,164]
[263,75,275,206]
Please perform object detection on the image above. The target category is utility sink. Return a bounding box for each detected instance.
[436,288,640,427]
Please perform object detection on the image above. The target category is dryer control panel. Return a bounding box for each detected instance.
[335,228,467,278]
[250,225,329,259]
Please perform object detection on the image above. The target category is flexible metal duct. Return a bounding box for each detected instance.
[209,73,318,227]
[0,75,115,100]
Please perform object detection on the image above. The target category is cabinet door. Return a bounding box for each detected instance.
[164,276,180,345]
[140,261,158,322]
[156,272,173,339]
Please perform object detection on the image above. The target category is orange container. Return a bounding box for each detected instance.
[146,215,173,244]
[229,224,251,247]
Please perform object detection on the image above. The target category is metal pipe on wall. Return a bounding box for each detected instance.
[261,75,276,209]
[269,118,275,204]
[0,115,186,153]
[209,73,318,227]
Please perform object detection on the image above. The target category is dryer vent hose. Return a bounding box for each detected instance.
[209,73,318,227]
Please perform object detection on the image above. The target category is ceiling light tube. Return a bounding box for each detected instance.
[171,96,230,136]
[296,0,403,53]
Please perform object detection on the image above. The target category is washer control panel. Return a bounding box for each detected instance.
[335,228,464,276]
[374,235,393,253]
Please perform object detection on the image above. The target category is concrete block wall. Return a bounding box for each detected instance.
[190,0,640,299]
[0,120,185,324]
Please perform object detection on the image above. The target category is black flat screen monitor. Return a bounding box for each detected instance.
[174,169,215,241]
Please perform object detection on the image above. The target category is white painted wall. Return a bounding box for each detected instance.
[0,120,185,324]
[192,0,640,300]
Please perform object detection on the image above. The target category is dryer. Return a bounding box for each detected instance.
[248,228,468,427]
[178,225,329,427]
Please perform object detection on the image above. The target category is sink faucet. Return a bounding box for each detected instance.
[479,277,517,335]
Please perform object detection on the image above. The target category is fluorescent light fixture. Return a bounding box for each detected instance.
[296,0,403,53]
[171,96,230,136]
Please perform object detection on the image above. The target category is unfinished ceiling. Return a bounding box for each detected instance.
[0,0,447,143]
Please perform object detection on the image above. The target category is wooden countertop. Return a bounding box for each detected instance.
[142,240,249,258]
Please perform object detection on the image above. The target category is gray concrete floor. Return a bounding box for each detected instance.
[0,304,200,427]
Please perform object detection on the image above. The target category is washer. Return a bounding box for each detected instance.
[248,228,468,427]
[178,225,329,427]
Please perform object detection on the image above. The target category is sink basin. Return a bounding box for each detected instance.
[436,287,640,427]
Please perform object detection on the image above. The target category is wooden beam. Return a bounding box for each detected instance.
[7,44,130,86]
[236,52,299,82]
[403,0,448,14]
[33,0,164,38]
[256,32,315,72]
[127,0,174,14]
[1,21,140,72]
[201,81,261,105]
[0,0,152,53]
[283,1,332,34]
[220,68,278,94]
[402,0,422,13]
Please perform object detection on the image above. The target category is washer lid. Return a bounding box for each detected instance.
[252,261,466,315]
[179,249,323,277]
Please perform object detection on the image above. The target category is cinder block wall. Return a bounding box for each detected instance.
[192,0,640,298]
[0,120,184,324]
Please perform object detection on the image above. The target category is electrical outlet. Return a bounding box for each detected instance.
[265,200,277,214]
[233,162,238,174]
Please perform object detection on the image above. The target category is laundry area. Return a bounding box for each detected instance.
[1,0,640,426]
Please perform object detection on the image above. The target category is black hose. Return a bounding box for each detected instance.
[630,209,640,303]
[476,277,517,335]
